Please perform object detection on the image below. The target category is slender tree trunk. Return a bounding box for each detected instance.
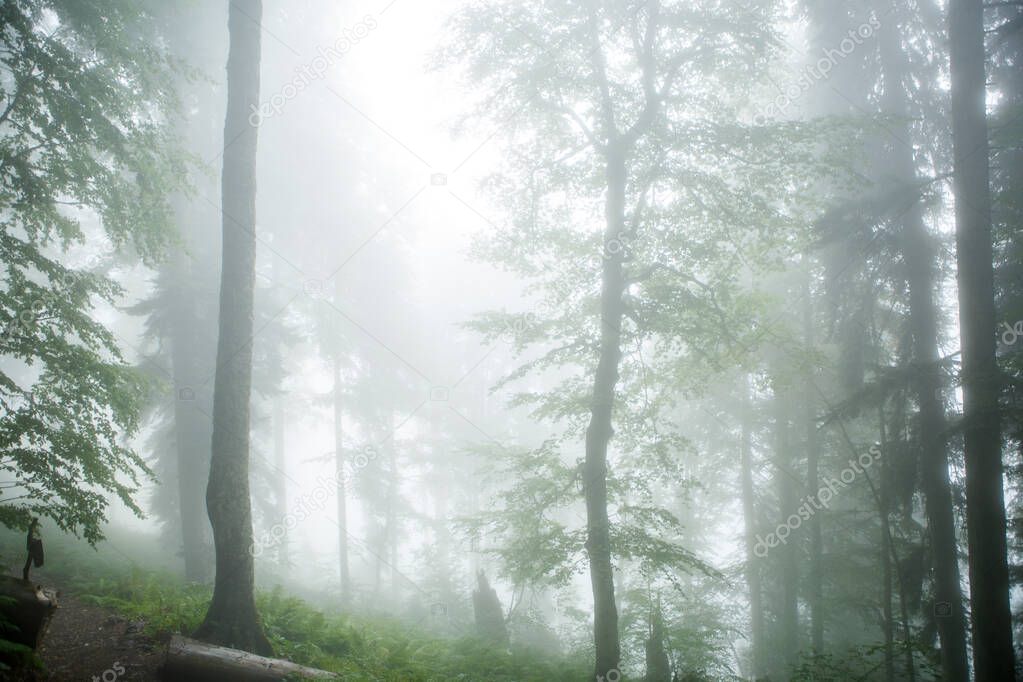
[774,393,799,674]
[160,0,219,589]
[386,427,399,595]
[195,0,271,656]
[272,395,287,570]
[739,376,766,679]
[802,281,824,655]
[271,257,288,573]
[878,407,895,682]
[890,392,918,682]
[950,0,1015,677]
[170,279,214,584]
[875,13,971,680]
[333,352,350,605]
[585,140,625,681]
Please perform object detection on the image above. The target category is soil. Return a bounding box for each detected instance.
[22,590,168,681]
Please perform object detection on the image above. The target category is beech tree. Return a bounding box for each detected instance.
[194,0,272,655]
[0,0,183,542]
[445,1,829,676]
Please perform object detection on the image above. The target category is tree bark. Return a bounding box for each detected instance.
[194,0,271,656]
[165,635,337,681]
[876,12,971,680]
[739,376,766,679]
[585,139,625,681]
[802,282,824,655]
[877,407,896,682]
[644,606,672,682]
[949,0,1015,678]
[774,393,799,675]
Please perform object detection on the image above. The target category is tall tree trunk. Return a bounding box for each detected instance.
[171,301,213,583]
[875,12,971,680]
[585,139,625,681]
[950,0,1015,677]
[333,352,349,605]
[739,376,766,679]
[878,406,895,682]
[272,394,287,570]
[644,605,672,682]
[332,271,350,605]
[386,423,399,595]
[195,0,271,656]
[774,393,799,675]
[802,280,824,655]
[271,255,289,573]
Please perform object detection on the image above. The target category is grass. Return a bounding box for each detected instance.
[0,528,591,681]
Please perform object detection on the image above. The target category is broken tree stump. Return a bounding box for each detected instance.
[0,575,58,649]
[0,576,58,671]
[163,635,339,681]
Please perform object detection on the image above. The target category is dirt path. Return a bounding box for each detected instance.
[32,591,167,681]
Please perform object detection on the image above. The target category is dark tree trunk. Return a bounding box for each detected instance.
[739,377,766,679]
[644,606,672,682]
[950,0,1015,678]
[890,392,918,682]
[585,140,626,681]
[194,0,271,656]
[876,13,971,680]
[472,571,509,646]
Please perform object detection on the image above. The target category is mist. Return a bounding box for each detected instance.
[0,0,1021,680]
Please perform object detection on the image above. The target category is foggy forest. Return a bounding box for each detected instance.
[0,0,1021,680]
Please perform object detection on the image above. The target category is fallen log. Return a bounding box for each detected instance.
[163,634,339,681]
[0,575,58,649]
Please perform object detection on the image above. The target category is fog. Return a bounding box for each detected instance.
[1,0,1021,680]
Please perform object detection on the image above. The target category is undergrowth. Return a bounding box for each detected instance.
[0,529,590,681]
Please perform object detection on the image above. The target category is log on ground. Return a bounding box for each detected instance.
[163,634,339,681]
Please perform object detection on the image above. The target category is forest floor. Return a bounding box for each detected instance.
[26,586,167,681]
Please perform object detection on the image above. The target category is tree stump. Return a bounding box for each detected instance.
[0,576,58,649]
[0,576,58,671]
[472,570,509,646]
[163,635,339,681]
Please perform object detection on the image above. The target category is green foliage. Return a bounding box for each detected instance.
[0,0,187,542]
[0,594,40,672]
[441,9,866,678]
[79,572,591,681]
[788,643,941,682]
[0,529,590,681]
